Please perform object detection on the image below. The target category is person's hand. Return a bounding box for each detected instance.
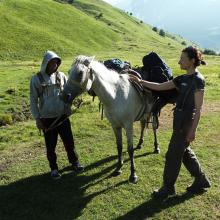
[186,130,196,143]
[36,118,45,130]
[64,104,72,117]
[128,74,142,83]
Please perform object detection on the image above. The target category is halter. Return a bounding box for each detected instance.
[67,56,95,91]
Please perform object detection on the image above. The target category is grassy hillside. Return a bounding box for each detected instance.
[0,0,119,60]
[0,0,184,62]
[0,0,220,219]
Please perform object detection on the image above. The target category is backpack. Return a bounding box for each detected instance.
[103,58,131,73]
[142,52,173,82]
[141,52,178,102]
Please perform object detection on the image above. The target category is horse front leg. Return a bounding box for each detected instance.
[136,119,146,149]
[152,115,160,154]
[125,125,137,184]
[112,127,123,176]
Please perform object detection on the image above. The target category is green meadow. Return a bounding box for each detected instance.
[0,0,220,219]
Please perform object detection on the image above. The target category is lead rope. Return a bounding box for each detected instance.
[98,101,104,120]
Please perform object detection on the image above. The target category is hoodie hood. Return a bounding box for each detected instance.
[40,51,61,74]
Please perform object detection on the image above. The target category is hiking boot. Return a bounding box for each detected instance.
[187,174,211,193]
[152,185,176,200]
[51,169,61,180]
[72,161,84,173]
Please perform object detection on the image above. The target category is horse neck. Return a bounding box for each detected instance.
[91,62,119,105]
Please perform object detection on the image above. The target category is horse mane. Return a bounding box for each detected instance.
[73,55,121,83]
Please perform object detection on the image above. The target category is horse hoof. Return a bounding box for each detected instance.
[154,148,160,154]
[136,145,142,150]
[129,175,138,184]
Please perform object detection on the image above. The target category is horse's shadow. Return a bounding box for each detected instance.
[0,155,128,220]
[0,152,203,220]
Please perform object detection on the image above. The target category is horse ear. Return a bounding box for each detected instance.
[83,59,90,67]
[84,56,95,67]
[74,55,95,67]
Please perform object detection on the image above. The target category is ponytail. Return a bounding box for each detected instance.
[182,46,207,67]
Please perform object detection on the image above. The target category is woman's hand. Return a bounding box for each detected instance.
[128,74,142,83]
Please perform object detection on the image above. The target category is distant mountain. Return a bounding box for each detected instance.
[107,0,220,52]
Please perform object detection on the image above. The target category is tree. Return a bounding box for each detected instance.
[96,12,103,19]
[203,49,217,55]
[152,27,158,32]
[159,29,165,37]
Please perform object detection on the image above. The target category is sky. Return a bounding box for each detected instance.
[103,0,220,51]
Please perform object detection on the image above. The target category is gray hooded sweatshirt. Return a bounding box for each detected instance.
[30,51,68,119]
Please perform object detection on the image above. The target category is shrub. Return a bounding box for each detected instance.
[181,41,187,46]
[152,27,158,32]
[95,12,103,19]
[159,29,165,37]
[0,114,13,126]
[203,49,217,55]
[5,87,16,95]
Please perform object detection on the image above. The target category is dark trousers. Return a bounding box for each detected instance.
[42,116,78,170]
[163,111,203,187]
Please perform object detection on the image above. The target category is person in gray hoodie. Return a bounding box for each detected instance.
[30,51,84,179]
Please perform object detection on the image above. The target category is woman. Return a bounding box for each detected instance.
[129,46,211,199]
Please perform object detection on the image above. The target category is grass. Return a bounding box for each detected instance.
[0,57,219,219]
[0,0,185,61]
[0,97,219,219]
[0,0,220,219]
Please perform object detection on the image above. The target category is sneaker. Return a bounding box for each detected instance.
[51,169,61,179]
[72,161,84,173]
[152,185,176,200]
[186,174,211,193]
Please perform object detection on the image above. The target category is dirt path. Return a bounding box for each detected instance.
[156,101,220,130]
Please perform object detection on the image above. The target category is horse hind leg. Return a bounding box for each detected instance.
[136,119,146,150]
[125,125,137,184]
[152,115,160,154]
[112,127,123,176]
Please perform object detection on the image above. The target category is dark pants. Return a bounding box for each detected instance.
[42,116,78,170]
[163,110,203,187]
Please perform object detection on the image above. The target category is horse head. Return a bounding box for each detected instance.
[62,55,95,103]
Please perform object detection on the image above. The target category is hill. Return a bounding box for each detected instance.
[0,1,220,219]
[0,0,184,62]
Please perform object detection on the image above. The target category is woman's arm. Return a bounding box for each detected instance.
[186,90,204,143]
[129,74,176,91]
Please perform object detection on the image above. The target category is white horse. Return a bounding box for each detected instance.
[63,55,154,183]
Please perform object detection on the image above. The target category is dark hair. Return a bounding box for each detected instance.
[182,46,207,67]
